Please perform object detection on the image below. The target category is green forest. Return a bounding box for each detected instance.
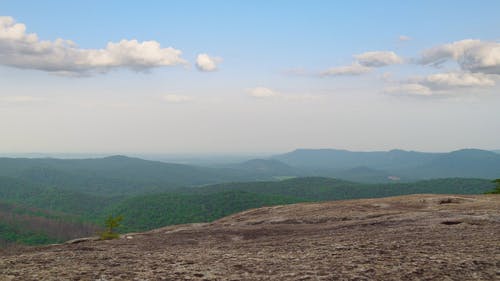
[0,170,496,247]
[0,154,498,247]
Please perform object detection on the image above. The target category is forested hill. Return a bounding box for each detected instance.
[179,177,495,201]
[0,175,495,246]
[108,190,305,233]
[0,201,99,247]
[0,156,288,196]
[109,177,495,232]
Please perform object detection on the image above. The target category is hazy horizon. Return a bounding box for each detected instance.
[1,146,498,159]
[1,1,499,153]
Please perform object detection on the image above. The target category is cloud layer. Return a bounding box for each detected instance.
[318,39,499,97]
[0,16,186,75]
[385,39,500,97]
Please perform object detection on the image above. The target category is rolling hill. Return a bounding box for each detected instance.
[110,177,494,232]
[107,190,305,232]
[0,201,99,247]
[181,177,494,201]
[0,156,280,196]
[0,176,113,217]
[1,173,494,245]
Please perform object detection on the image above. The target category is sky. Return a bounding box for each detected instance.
[1,0,499,154]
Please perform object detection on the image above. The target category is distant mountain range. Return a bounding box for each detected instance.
[0,148,498,192]
[273,148,439,170]
[272,148,500,181]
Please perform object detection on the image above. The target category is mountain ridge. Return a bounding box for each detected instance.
[272,148,500,180]
[1,147,499,190]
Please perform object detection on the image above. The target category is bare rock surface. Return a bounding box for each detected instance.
[1,194,499,280]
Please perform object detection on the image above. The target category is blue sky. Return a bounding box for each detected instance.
[1,1,499,153]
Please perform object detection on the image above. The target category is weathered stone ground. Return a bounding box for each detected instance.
[1,194,499,280]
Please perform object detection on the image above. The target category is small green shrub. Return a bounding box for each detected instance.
[99,215,123,240]
[99,231,120,240]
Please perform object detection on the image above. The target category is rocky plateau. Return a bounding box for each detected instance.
[1,194,499,280]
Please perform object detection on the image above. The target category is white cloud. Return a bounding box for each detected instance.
[420,39,481,66]
[0,16,187,75]
[460,42,500,74]
[322,51,402,77]
[420,39,500,74]
[384,83,432,96]
[195,53,222,72]
[385,72,496,97]
[385,40,500,97]
[246,87,280,98]
[399,35,412,41]
[419,72,495,89]
[321,62,372,76]
[355,51,403,67]
[162,94,194,103]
